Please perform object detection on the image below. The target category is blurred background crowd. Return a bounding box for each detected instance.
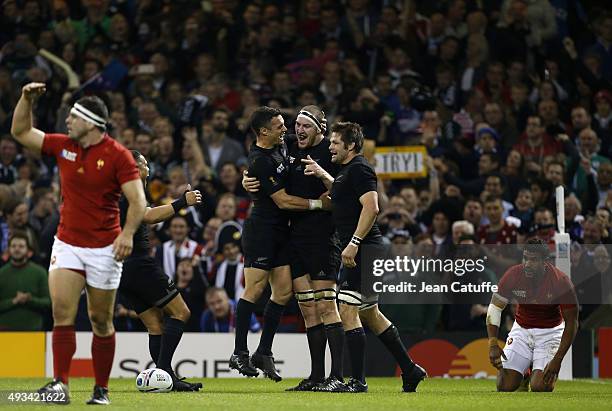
[0,0,611,335]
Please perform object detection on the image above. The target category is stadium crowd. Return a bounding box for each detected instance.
[1,0,611,334]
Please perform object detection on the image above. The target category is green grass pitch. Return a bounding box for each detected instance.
[0,378,611,410]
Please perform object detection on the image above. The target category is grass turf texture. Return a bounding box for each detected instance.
[0,378,610,410]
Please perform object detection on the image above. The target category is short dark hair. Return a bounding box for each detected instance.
[3,198,25,216]
[524,238,550,259]
[250,106,282,136]
[75,95,109,131]
[9,231,30,250]
[484,195,502,205]
[331,121,364,153]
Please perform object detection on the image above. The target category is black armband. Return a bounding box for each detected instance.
[171,193,188,213]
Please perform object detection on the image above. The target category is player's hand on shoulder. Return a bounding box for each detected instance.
[242,170,260,192]
[22,82,47,101]
[184,184,203,206]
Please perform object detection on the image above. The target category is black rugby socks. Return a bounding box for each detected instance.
[256,300,285,355]
[157,318,185,373]
[148,334,161,365]
[325,322,345,379]
[345,327,366,383]
[306,323,327,381]
[234,298,256,354]
[378,324,415,374]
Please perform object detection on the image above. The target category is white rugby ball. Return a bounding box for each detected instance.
[136,368,173,393]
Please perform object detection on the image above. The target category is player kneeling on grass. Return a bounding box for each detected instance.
[118,151,203,392]
[486,238,578,392]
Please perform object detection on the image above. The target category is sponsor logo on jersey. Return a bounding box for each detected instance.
[61,149,77,161]
[513,290,527,298]
[289,156,295,163]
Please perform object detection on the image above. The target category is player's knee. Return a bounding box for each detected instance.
[530,382,553,392]
[88,310,113,333]
[244,278,267,300]
[496,378,520,392]
[271,284,293,304]
[167,298,191,323]
[52,302,75,323]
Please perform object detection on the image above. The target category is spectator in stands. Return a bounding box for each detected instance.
[201,109,247,174]
[463,198,484,230]
[478,196,517,245]
[200,287,260,333]
[0,232,50,330]
[210,221,244,301]
[0,135,20,185]
[156,215,205,281]
[175,257,208,332]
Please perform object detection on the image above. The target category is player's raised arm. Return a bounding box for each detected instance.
[10,82,46,154]
[143,184,202,224]
[113,179,146,260]
[543,304,578,385]
[486,292,509,369]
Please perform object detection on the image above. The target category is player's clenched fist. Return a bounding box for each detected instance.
[488,342,507,370]
[184,184,203,206]
[22,82,46,101]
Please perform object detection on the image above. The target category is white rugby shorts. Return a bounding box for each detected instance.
[502,321,564,374]
[49,236,123,290]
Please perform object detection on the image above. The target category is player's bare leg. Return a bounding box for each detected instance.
[252,265,292,382]
[230,267,270,377]
[359,305,426,392]
[339,301,368,392]
[38,269,86,404]
[529,370,555,392]
[286,275,324,391]
[86,285,117,405]
[311,280,349,392]
[496,369,524,392]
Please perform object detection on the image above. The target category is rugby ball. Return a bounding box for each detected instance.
[136,368,173,393]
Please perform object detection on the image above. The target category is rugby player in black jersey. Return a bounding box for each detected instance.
[302,122,427,393]
[119,150,202,392]
[229,107,331,382]
[243,106,348,392]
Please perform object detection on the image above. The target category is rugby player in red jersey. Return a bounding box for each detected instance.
[486,238,578,392]
[11,83,146,405]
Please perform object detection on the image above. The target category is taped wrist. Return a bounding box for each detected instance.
[171,192,188,213]
[309,199,322,210]
[486,303,502,327]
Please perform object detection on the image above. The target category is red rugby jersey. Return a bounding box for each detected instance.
[497,263,578,328]
[42,133,139,248]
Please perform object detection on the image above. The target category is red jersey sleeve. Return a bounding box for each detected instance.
[114,145,140,185]
[41,133,70,157]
